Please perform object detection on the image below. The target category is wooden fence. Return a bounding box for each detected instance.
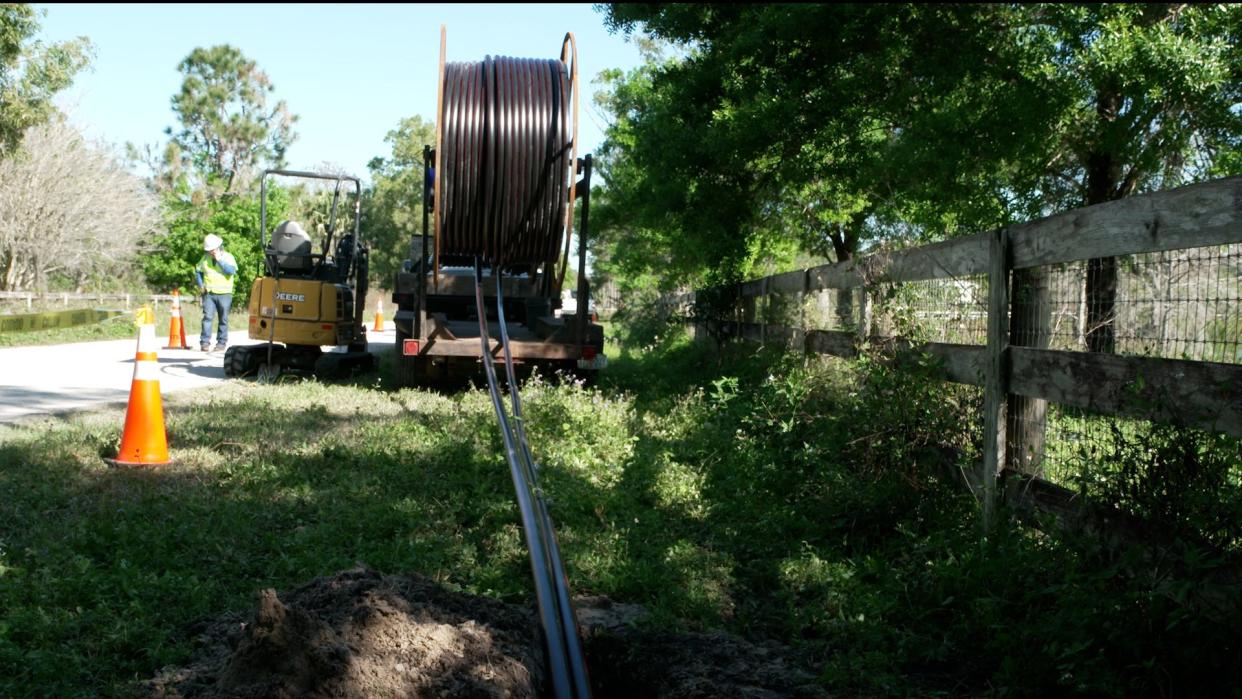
[0,291,190,312]
[662,175,1242,530]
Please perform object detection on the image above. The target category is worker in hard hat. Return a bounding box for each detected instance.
[195,233,238,352]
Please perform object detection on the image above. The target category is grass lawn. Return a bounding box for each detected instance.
[1,331,1239,696]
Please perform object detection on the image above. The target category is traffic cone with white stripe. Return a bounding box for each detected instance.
[165,289,188,349]
[106,306,171,467]
[373,299,385,332]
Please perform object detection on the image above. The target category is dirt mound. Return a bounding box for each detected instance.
[145,567,541,698]
[145,567,825,698]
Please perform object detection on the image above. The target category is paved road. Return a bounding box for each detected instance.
[0,325,396,423]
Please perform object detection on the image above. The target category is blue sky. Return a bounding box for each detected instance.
[34,3,645,182]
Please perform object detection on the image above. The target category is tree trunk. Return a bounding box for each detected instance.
[1084,89,1122,354]
[1006,83,1128,472]
[3,253,15,292]
[828,221,859,332]
[1007,266,1050,473]
[1085,256,1117,352]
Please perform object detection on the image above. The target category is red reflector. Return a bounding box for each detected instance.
[321,324,333,330]
[581,346,597,360]
[403,339,420,356]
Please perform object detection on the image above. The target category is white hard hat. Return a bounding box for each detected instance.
[203,234,223,252]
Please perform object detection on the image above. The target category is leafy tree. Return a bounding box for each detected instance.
[590,42,783,292]
[0,4,92,154]
[591,7,999,290]
[1017,4,1242,352]
[599,4,1242,477]
[365,115,435,287]
[160,44,297,196]
[142,188,290,305]
[596,3,1242,307]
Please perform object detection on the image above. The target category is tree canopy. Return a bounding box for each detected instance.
[594,4,1242,290]
[0,4,92,154]
[365,115,435,284]
[138,44,302,295]
[143,187,287,303]
[0,116,158,291]
[164,44,298,196]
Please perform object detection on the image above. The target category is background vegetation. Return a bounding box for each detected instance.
[591,4,1242,312]
[6,4,1238,322]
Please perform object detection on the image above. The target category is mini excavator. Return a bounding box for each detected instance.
[223,169,376,381]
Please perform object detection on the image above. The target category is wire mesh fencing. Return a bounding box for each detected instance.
[674,176,1242,543]
[1007,243,1242,486]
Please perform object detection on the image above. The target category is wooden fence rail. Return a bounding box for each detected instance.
[0,291,192,312]
[663,175,1242,529]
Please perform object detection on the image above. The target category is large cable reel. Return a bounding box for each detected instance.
[434,28,579,277]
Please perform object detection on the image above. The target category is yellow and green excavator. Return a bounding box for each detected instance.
[223,169,376,381]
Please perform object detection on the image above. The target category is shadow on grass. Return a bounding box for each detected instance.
[3,336,1241,697]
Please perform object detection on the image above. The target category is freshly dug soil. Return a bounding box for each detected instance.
[144,567,825,698]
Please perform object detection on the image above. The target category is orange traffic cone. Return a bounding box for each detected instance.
[373,299,385,332]
[165,289,188,349]
[106,306,171,467]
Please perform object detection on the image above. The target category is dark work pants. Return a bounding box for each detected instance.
[200,293,232,348]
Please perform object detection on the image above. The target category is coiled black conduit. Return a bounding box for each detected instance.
[440,56,572,269]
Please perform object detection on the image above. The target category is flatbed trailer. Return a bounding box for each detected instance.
[391,148,604,386]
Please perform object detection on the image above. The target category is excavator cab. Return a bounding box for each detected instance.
[223,169,376,381]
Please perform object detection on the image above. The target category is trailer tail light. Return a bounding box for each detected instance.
[403,339,420,356]
[577,345,607,370]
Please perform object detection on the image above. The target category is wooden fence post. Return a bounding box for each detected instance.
[981,227,1011,535]
[760,277,769,344]
[857,284,872,345]
[1007,264,1051,473]
[799,270,809,353]
[726,289,733,344]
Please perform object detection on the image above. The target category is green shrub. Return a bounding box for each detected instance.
[1072,420,1242,552]
[142,188,290,305]
[609,285,679,349]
